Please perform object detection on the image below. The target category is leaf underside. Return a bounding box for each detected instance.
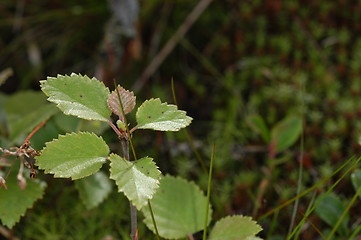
[136,98,192,131]
[209,215,263,240]
[40,73,111,122]
[109,154,161,210]
[0,169,46,228]
[35,132,109,180]
[142,175,212,239]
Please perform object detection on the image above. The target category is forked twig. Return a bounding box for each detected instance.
[132,0,213,92]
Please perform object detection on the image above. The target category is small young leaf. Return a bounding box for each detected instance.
[142,175,212,239]
[75,171,113,210]
[0,170,46,228]
[109,154,160,210]
[270,115,302,153]
[246,114,270,142]
[40,73,111,122]
[209,215,262,240]
[136,98,192,131]
[315,192,349,237]
[107,85,136,118]
[35,132,109,180]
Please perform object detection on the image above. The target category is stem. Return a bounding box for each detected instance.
[148,200,160,240]
[22,120,47,146]
[133,0,214,92]
[119,135,138,240]
[288,79,306,235]
[107,120,122,137]
[114,82,137,160]
[130,203,138,240]
[203,144,215,240]
[112,81,140,239]
[171,79,207,173]
[258,156,360,221]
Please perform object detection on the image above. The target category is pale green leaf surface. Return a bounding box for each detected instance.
[136,98,192,131]
[209,215,262,240]
[271,115,302,153]
[40,73,111,121]
[35,132,109,180]
[351,169,361,199]
[4,91,58,142]
[109,154,160,210]
[0,170,46,228]
[75,171,112,209]
[142,175,212,239]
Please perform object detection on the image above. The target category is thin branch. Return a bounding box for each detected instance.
[22,120,47,147]
[132,0,214,92]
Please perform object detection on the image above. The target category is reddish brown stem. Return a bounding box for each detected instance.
[21,120,47,147]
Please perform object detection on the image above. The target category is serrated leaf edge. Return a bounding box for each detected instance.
[136,98,193,131]
[2,180,47,228]
[107,85,136,117]
[143,174,213,237]
[40,73,111,121]
[35,131,109,180]
[109,154,161,209]
[210,215,262,240]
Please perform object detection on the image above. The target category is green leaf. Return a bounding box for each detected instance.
[142,175,212,239]
[246,114,270,142]
[40,73,111,122]
[0,169,46,228]
[209,215,262,240]
[53,113,80,133]
[351,169,361,199]
[315,192,349,237]
[109,154,160,210]
[35,132,109,180]
[270,115,302,153]
[75,171,113,210]
[4,91,58,142]
[136,98,192,131]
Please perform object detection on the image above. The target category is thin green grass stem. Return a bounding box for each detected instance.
[148,200,161,240]
[259,156,360,221]
[171,79,207,173]
[326,184,361,240]
[288,156,360,239]
[267,210,279,239]
[288,192,317,240]
[348,222,361,240]
[203,144,215,240]
[288,77,306,235]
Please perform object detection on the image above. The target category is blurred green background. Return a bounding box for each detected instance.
[1,0,361,239]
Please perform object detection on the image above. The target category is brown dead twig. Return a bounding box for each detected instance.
[0,120,47,189]
[132,0,214,92]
